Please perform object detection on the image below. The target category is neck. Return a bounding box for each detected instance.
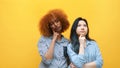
[57,34,62,41]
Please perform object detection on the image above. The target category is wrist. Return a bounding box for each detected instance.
[52,39,56,42]
[80,44,84,48]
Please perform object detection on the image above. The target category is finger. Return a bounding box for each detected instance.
[79,34,81,38]
[53,29,55,32]
[53,30,57,34]
[81,33,84,37]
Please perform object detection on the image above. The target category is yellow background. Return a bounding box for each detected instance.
[0,0,120,68]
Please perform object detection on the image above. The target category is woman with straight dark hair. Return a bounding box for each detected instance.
[67,17,103,68]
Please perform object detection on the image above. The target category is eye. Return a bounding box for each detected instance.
[49,23,53,27]
[77,24,81,27]
[50,23,53,25]
[55,19,59,23]
[83,24,87,27]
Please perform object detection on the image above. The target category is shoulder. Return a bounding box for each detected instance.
[37,36,50,47]
[38,35,50,43]
[88,40,99,48]
[87,40,97,45]
[90,40,97,44]
[67,43,73,49]
[63,37,69,42]
[62,36,70,43]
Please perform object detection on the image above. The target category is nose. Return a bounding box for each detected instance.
[81,26,84,30]
[54,22,58,26]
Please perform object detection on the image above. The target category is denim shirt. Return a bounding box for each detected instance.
[67,40,103,68]
[38,35,69,68]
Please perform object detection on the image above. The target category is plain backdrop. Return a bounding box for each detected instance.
[0,0,120,68]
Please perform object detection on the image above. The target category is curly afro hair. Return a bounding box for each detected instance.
[39,9,70,37]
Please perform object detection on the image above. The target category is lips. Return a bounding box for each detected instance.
[80,31,85,33]
[52,27,62,33]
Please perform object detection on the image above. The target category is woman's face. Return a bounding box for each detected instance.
[76,20,88,36]
[49,18,62,33]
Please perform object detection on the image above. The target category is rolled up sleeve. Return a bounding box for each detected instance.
[38,36,52,65]
[67,44,86,68]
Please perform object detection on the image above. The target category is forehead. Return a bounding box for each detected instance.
[78,20,86,24]
[48,16,57,23]
[51,17,57,21]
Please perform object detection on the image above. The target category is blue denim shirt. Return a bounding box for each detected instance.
[38,35,69,68]
[67,40,103,68]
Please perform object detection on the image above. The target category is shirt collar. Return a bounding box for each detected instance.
[86,40,91,46]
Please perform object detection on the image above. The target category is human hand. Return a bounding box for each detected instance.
[70,63,76,68]
[53,31,59,41]
[79,34,86,48]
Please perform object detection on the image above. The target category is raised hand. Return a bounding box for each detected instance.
[53,31,60,41]
[70,63,76,68]
[79,34,86,48]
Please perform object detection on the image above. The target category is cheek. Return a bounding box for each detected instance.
[85,28,88,32]
[84,28,88,35]
[76,28,80,35]
[59,23,62,28]
[50,26,55,30]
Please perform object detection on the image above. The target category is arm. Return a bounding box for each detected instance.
[38,36,52,65]
[44,39,56,60]
[67,44,86,68]
[79,35,86,55]
[67,35,87,68]
[44,31,59,60]
[37,34,58,65]
[83,62,96,68]
[84,42,103,68]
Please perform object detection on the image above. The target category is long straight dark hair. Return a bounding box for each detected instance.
[70,17,94,54]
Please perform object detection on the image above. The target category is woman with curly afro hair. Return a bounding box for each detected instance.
[37,9,70,68]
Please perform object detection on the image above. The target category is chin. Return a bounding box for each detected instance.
[56,28,62,33]
[56,31,62,33]
[80,33,85,36]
